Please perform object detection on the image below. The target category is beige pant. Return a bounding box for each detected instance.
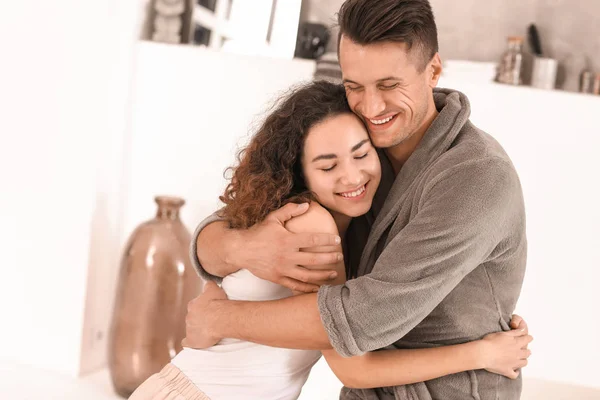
[129,363,211,400]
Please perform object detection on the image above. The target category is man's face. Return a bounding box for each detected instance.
[339,35,441,150]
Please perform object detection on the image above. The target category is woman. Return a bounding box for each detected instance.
[130,81,531,400]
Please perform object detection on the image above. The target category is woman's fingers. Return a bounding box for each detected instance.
[520,348,532,359]
[505,328,527,337]
[509,314,528,334]
[515,359,528,369]
[509,314,524,329]
[504,369,520,380]
[516,334,534,347]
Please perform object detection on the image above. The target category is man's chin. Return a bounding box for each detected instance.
[370,136,404,149]
[370,130,413,149]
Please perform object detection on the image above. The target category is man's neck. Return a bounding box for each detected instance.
[385,104,439,175]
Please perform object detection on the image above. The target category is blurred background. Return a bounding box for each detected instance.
[0,0,598,399]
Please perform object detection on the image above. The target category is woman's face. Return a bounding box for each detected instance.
[302,113,381,218]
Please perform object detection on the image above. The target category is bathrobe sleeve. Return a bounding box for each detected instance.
[317,157,523,357]
[189,211,225,282]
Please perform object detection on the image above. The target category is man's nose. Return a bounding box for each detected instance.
[361,88,386,118]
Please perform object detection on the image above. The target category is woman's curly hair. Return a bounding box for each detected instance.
[220,81,352,229]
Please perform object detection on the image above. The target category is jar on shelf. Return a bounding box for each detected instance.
[495,36,525,86]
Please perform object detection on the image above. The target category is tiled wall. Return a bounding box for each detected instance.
[431,0,599,92]
[532,0,599,91]
[301,0,600,92]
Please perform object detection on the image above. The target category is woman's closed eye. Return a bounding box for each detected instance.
[355,152,369,160]
[320,165,336,172]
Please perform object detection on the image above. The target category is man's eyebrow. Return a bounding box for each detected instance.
[343,77,405,85]
[351,139,370,152]
[377,76,405,83]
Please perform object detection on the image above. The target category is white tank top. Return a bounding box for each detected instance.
[171,269,322,399]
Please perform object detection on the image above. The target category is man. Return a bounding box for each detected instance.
[183,0,527,398]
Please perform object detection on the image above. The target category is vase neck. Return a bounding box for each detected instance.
[155,196,184,221]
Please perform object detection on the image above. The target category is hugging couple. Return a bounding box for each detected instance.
[131,0,531,399]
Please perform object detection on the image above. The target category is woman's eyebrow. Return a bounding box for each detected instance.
[312,153,337,163]
[312,139,370,162]
[351,139,370,152]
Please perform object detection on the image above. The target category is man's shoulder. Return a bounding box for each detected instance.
[434,121,517,176]
[416,122,522,202]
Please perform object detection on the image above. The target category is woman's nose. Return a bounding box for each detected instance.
[340,167,362,187]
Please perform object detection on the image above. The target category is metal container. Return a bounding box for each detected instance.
[531,57,558,90]
[593,74,600,95]
[580,71,594,94]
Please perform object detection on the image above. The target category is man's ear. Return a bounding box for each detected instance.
[428,53,442,88]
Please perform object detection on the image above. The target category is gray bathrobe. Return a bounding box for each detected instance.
[190,89,527,400]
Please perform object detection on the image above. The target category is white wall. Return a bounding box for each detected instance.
[77,0,150,376]
[122,42,316,237]
[0,0,150,377]
[439,75,600,389]
[0,0,117,376]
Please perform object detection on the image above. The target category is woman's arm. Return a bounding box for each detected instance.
[322,329,532,389]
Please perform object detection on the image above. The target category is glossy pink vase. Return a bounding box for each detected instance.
[108,196,201,398]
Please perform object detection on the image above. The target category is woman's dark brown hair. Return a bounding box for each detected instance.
[219,81,352,229]
[337,0,439,71]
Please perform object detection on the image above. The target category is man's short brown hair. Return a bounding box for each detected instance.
[337,0,439,71]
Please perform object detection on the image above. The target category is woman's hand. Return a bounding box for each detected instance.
[479,326,533,379]
[509,313,528,333]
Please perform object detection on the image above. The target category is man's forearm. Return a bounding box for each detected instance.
[211,293,332,350]
[196,221,241,278]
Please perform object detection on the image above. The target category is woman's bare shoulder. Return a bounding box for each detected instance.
[285,202,338,235]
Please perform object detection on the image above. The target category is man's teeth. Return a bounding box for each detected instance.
[370,115,394,125]
[339,185,366,198]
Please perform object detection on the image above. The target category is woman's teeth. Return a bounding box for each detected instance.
[339,185,366,198]
[370,115,394,125]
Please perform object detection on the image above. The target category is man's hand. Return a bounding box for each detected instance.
[232,203,343,293]
[182,281,227,349]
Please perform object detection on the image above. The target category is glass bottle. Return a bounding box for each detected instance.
[108,196,202,398]
[496,36,525,86]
